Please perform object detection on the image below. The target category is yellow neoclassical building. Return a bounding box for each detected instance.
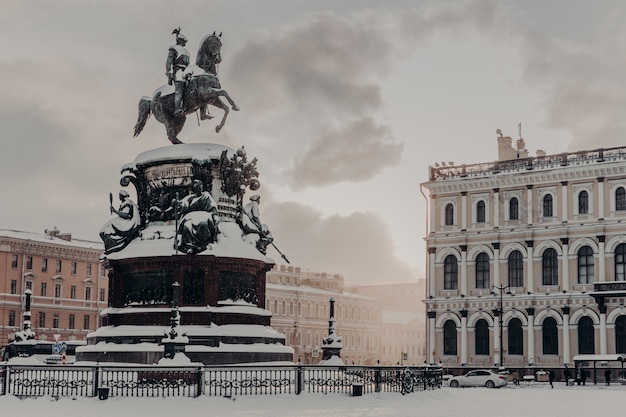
[421,134,626,371]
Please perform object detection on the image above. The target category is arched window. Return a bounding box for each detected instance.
[509,197,519,220]
[577,246,594,284]
[617,187,626,211]
[578,316,595,355]
[475,319,489,355]
[508,250,524,288]
[578,190,589,214]
[616,243,626,281]
[542,248,558,286]
[543,194,553,217]
[475,252,490,289]
[508,318,523,355]
[542,317,558,355]
[476,201,486,223]
[443,320,457,355]
[615,316,626,354]
[444,255,458,290]
[445,203,454,226]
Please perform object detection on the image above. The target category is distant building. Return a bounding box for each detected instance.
[266,265,425,365]
[421,133,626,369]
[0,228,105,350]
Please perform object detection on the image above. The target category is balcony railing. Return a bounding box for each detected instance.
[429,146,626,181]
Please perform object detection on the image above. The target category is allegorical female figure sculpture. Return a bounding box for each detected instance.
[100,190,141,253]
[176,179,219,254]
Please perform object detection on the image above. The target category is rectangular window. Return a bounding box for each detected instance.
[38,311,46,328]
[8,310,16,327]
[71,262,77,275]
[10,280,17,295]
[99,288,106,302]
[69,314,75,329]
[70,285,76,299]
[42,258,48,272]
[26,256,33,270]
[83,315,90,330]
[56,260,62,273]
[52,313,59,329]
[54,283,61,298]
[26,281,33,291]
[85,287,92,301]
[86,263,92,276]
[11,254,18,269]
[41,282,47,297]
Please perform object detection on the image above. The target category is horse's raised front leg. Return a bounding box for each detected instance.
[210,98,229,133]
[214,88,240,111]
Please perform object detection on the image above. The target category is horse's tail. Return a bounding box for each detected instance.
[133,96,153,137]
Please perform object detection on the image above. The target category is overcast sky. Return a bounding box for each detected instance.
[2,0,626,285]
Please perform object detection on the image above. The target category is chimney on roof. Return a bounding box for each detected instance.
[44,227,72,241]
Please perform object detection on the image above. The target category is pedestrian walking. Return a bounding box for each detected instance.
[564,366,571,386]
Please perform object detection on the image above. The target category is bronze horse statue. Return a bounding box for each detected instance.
[133,32,239,145]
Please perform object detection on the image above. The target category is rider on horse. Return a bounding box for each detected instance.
[166,28,191,116]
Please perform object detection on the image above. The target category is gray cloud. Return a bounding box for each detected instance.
[287,116,403,189]
[262,200,416,285]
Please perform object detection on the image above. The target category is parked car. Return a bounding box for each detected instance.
[448,369,508,388]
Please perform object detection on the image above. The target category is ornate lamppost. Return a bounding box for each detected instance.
[492,285,511,368]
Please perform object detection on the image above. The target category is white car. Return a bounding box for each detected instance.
[448,369,508,388]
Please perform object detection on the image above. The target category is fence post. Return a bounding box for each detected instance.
[296,360,303,395]
[1,364,7,396]
[196,366,204,397]
[93,365,100,397]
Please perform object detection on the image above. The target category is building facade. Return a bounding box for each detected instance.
[0,228,105,351]
[421,135,626,370]
[266,265,426,365]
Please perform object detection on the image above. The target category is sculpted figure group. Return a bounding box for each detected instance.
[101,180,275,257]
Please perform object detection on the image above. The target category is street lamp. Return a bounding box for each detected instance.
[492,285,511,368]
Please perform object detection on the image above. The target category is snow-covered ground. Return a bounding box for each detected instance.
[0,382,624,417]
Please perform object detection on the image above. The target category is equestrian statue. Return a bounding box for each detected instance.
[133,28,240,145]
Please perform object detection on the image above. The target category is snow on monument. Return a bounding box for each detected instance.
[76,28,292,365]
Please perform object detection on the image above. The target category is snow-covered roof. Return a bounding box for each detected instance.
[0,229,103,251]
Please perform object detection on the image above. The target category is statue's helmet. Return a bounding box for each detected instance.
[176,33,188,43]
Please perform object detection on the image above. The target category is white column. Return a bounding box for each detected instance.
[562,309,571,364]
[527,186,533,225]
[598,177,605,219]
[493,313,501,367]
[600,309,607,355]
[599,239,606,282]
[461,248,468,295]
[429,314,436,363]
[527,313,535,365]
[461,192,467,230]
[493,189,500,228]
[494,247,501,288]
[561,181,568,222]
[527,245,535,292]
[562,240,570,292]
[429,249,437,296]
[461,314,468,364]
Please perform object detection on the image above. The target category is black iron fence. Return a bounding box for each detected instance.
[0,363,442,398]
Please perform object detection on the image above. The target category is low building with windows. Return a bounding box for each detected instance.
[421,134,626,371]
[0,228,105,351]
[266,265,426,365]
